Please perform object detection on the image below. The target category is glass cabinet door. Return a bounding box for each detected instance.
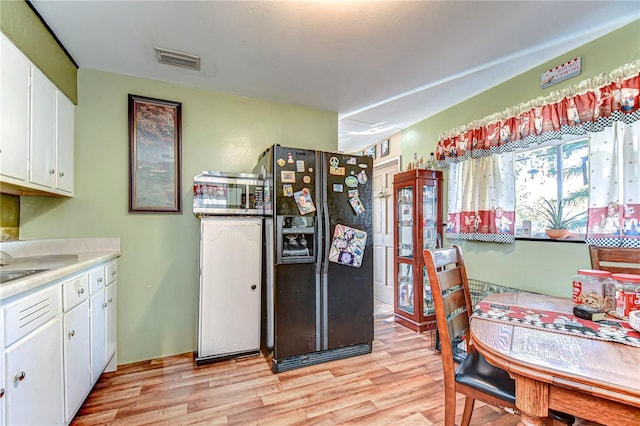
[397,186,413,258]
[422,184,438,250]
[397,263,414,314]
[423,266,434,316]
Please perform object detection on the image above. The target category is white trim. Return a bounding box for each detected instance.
[374,155,400,170]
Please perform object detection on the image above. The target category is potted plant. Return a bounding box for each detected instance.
[537,199,586,239]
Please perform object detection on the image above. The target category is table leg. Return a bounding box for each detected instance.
[514,375,554,426]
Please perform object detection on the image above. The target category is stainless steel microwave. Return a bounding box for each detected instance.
[193,171,264,216]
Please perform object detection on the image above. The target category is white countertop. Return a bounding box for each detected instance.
[0,238,121,301]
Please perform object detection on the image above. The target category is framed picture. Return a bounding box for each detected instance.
[128,94,182,213]
[380,139,389,157]
[365,145,376,159]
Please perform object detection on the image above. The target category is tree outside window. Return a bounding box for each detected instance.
[515,138,588,240]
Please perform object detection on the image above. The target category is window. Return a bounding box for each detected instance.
[515,138,588,240]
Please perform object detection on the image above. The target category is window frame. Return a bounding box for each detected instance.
[514,135,589,243]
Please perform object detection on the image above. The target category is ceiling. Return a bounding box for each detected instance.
[30,1,640,153]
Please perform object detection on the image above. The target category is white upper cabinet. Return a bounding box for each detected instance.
[0,33,30,183]
[30,66,57,189]
[56,93,75,193]
[0,33,75,197]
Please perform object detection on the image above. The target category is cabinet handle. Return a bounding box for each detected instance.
[78,287,85,295]
[49,168,55,175]
[14,371,26,382]
[98,277,103,283]
[0,388,4,398]
[69,329,76,338]
[108,297,113,304]
[112,271,117,277]
[251,284,257,290]
[102,302,108,308]
[59,170,65,177]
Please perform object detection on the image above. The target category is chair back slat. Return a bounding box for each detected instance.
[590,246,640,275]
[447,309,470,341]
[442,287,467,316]
[431,247,459,269]
[438,268,464,292]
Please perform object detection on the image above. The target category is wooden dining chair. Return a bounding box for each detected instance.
[423,246,574,426]
[589,245,640,274]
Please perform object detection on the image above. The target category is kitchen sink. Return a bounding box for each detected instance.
[0,269,50,284]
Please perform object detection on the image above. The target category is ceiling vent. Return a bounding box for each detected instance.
[154,47,200,71]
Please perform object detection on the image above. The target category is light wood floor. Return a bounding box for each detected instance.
[72,315,601,425]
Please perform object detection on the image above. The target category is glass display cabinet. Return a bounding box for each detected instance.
[393,169,443,332]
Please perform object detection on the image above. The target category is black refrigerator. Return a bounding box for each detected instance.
[255,144,374,373]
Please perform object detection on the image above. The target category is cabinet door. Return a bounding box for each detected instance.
[105,282,117,363]
[5,318,64,426]
[30,66,57,188]
[199,218,262,357]
[0,309,5,426]
[63,300,90,423]
[90,288,106,383]
[0,33,30,182]
[56,92,74,193]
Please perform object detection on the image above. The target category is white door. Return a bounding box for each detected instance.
[5,318,64,426]
[199,217,262,358]
[372,159,399,304]
[0,33,30,182]
[30,66,57,188]
[63,300,90,423]
[90,288,106,384]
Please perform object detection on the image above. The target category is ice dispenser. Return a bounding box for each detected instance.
[276,215,315,264]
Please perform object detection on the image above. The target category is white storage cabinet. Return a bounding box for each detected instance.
[197,217,262,363]
[3,285,64,425]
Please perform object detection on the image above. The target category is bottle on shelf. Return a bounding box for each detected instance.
[427,152,436,170]
[418,156,425,169]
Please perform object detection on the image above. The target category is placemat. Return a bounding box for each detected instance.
[472,301,640,348]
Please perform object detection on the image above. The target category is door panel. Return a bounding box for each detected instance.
[373,160,399,304]
[322,153,374,350]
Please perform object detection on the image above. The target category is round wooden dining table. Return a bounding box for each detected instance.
[469,292,640,426]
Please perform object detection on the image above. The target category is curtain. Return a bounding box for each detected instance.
[437,61,639,244]
[436,62,640,167]
[586,121,640,247]
[446,153,516,243]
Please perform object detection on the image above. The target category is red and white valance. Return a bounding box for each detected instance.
[438,61,640,244]
[436,61,640,166]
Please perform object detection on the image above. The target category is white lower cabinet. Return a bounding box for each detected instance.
[0,309,5,426]
[90,287,106,384]
[5,318,64,425]
[63,299,90,423]
[105,280,117,365]
[1,258,118,425]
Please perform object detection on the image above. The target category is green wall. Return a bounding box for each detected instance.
[19,69,337,364]
[402,20,640,296]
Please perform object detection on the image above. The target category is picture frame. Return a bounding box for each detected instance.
[365,145,376,159]
[380,139,389,157]
[128,94,182,213]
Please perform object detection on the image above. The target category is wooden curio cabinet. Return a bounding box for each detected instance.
[393,169,443,332]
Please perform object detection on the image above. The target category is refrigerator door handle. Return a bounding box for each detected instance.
[321,156,330,350]
[322,203,331,274]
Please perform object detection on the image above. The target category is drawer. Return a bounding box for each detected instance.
[106,261,117,284]
[62,274,89,311]
[4,285,61,346]
[89,266,106,294]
